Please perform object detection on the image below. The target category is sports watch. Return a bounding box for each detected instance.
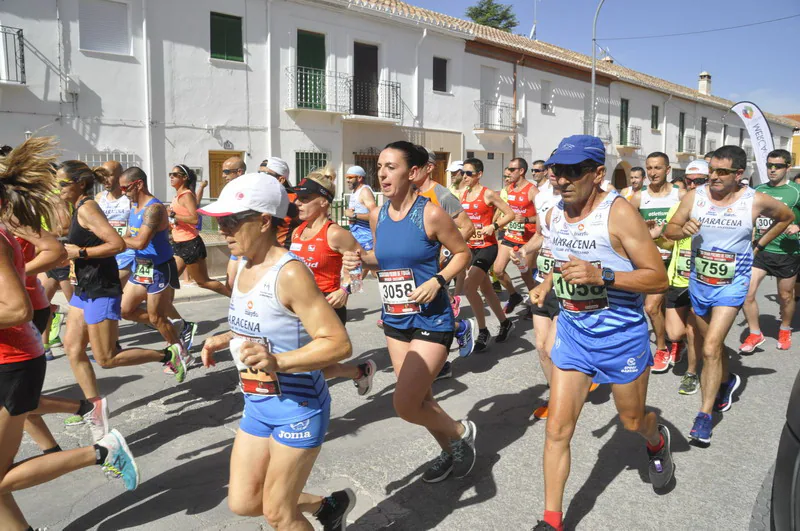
[601,267,615,286]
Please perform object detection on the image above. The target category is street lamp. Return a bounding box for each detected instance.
[24,130,32,140]
[590,0,606,137]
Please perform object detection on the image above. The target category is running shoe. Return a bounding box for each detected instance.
[503,292,524,314]
[739,332,765,354]
[98,429,140,491]
[647,424,674,489]
[87,397,110,442]
[651,349,670,373]
[474,328,490,353]
[678,372,699,395]
[451,419,477,478]
[435,361,452,381]
[496,319,515,343]
[456,318,476,358]
[48,311,65,347]
[492,280,502,293]
[316,488,356,531]
[64,414,85,426]
[669,341,683,365]
[450,295,461,318]
[44,348,55,361]
[533,403,549,420]
[689,411,713,445]
[533,521,559,531]
[777,329,792,350]
[714,372,741,412]
[354,360,377,396]
[164,344,187,383]
[180,320,198,351]
[422,450,453,483]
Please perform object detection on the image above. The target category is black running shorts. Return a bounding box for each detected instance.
[0,356,46,416]
[383,324,454,348]
[752,251,800,279]
[470,245,499,273]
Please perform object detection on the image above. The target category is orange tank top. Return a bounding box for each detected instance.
[461,186,497,249]
[504,181,536,245]
[170,189,200,242]
[290,220,342,294]
[276,192,298,248]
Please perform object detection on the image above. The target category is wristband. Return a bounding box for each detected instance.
[755,242,765,252]
[433,274,447,288]
[492,222,500,231]
[79,248,88,259]
[343,284,352,295]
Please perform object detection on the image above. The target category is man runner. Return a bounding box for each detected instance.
[740,149,800,352]
[344,165,377,252]
[531,135,673,531]
[664,145,793,445]
[620,166,646,201]
[98,160,136,287]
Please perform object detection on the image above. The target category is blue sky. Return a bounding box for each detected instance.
[412,0,799,115]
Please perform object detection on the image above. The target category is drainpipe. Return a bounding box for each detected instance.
[55,0,64,119]
[512,61,517,158]
[142,0,154,191]
[266,0,276,156]
[662,94,672,154]
[413,28,427,127]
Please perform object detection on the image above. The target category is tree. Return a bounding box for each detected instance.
[466,0,519,32]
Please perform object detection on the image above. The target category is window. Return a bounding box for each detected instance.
[678,112,686,152]
[651,105,659,130]
[210,12,243,62]
[295,151,328,185]
[467,151,475,159]
[540,80,553,113]
[780,136,790,150]
[79,0,130,55]
[739,128,744,147]
[433,57,448,92]
[487,152,495,160]
[619,98,629,145]
[722,124,728,143]
[700,117,707,153]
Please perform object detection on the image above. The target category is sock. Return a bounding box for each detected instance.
[43,444,62,454]
[161,347,172,364]
[751,329,761,335]
[780,326,792,331]
[76,399,93,416]
[543,510,563,530]
[455,320,467,336]
[646,433,665,454]
[459,419,471,440]
[93,443,109,465]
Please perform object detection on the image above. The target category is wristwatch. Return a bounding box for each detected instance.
[78,248,88,259]
[601,267,615,286]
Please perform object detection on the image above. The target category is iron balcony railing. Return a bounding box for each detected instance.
[681,134,697,154]
[0,26,25,84]
[474,100,516,131]
[285,66,350,113]
[352,78,402,120]
[618,124,641,147]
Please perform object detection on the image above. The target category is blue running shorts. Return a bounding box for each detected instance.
[689,278,748,317]
[551,319,652,385]
[70,294,122,325]
[129,258,180,294]
[240,401,330,449]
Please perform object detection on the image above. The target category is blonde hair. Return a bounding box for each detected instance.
[306,165,336,198]
[0,137,59,230]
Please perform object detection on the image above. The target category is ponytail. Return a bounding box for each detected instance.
[0,137,59,230]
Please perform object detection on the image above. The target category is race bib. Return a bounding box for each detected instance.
[469,223,484,246]
[230,334,281,396]
[69,260,78,286]
[505,220,526,239]
[377,268,421,315]
[755,216,772,237]
[109,220,127,237]
[694,249,736,286]
[552,260,609,312]
[676,249,692,279]
[133,258,155,285]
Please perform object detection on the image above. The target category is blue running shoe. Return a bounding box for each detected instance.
[714,372,741,412]
[689,412,713,445]
[98,429,140,491]
[44,348,55,361]
[456,318,476,358]
[181,321,198,351]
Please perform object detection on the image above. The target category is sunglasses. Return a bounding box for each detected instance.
[767,163,789,170]
[218,210,262,231]
[120,180,141,193]
[686,178,708,186]
[531,168,545,173]
[462,170,477,177]
[58,179,74,188]
[168,172,186,178]
[709,167,740,176]
[505,167,523,172]
[222,169,241,175]
[551,163,597,180]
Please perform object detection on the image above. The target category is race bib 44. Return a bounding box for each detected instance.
[133,258,155,285]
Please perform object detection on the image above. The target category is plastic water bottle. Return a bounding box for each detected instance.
[350,265,364,294]
[513,246,529,273]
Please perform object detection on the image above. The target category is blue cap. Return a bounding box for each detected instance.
[545,135,606,166]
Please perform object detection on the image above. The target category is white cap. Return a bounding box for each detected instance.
[447,160,464,172]
[686,159,709,176]
[264,157,290,178]
[198,173,289,218]
[345,165,366,177]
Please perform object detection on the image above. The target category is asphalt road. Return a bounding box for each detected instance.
[15,275,799,530]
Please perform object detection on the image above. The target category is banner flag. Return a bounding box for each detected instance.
[730,101,775,185]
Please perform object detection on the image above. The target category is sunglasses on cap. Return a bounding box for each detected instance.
[767,163,789,170]
[218,210,263,232]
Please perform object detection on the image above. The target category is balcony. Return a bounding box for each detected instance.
[285,66,350,114]
[473,100,516,135]
[0,26,25,85]
[677,134,696,160]
[616,124,641,156]
[346,78,402,123]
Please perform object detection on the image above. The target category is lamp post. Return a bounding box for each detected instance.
[590,0,605,137]
[24,130,32,140]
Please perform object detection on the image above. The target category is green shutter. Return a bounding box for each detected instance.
[296,31,326,110]
[651,105,659,130]
[210,13,243,62]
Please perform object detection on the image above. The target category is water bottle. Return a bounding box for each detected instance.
[350,265,364,294]
[513,246,529,273]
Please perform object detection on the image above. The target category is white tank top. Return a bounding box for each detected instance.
[97,190,131,237]
[534,191,560,283]
[640,186,681,261]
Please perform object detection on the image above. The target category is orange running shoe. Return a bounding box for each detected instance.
[739,332,765,353]
[778,329,792,350]
[651,349,670,373]
[669,341,683,365]
[534,403,549,420]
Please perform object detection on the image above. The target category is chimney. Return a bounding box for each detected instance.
[601,55,614,64]
[698,71,712,96]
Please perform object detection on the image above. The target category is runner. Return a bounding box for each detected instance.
[493,157,537,315]
[119,167,192,361]
[97,160,136,288]
[460,157,516,351]
[664,145,793,445]
[167,164,231,296]
[292,166,377,396]
[531,159,548,188]
[222,155,246,183]
[198,174,356,530]
[740,149,800,352]
[630,152,684,372]
[342,141,477,484]
[530,135,673,531]
[447,160,465,197]
[344,165,377,252]
[261,157,300,249]
[620,166,646,201]
[661,160,707,391]
[0,138,139,531]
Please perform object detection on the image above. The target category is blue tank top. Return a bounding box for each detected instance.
[349,185,374,242]
[229,252,329,424]
[375,196,453,332]
[127,198,174,265]
[549,191,645,337]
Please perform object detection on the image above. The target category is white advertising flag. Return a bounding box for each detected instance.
[730,101,775,185]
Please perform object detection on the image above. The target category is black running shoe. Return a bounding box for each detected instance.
[316,488,356,531]
[435,361,452,381]
[422,451,453,483]
[475,328,490,352]
[648,424,674,489]
[451,419,477,478]
[180,321,198,351]
[503,292,524,314]
[496,319,515,343]
[532,522,558,531]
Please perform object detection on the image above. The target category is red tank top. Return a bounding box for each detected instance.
[290,220,342,293]
[461,186,497,249]
[0,226,45,364]
[504,181,537,245]
[15,236,49,310]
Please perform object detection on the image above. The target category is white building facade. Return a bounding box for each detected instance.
[1,0,797,201]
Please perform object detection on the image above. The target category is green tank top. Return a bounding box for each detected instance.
[754,182,800,255]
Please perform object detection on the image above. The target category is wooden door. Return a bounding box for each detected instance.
[353,43,378,116]
[209,150,244,198]
[433,152,448,186]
